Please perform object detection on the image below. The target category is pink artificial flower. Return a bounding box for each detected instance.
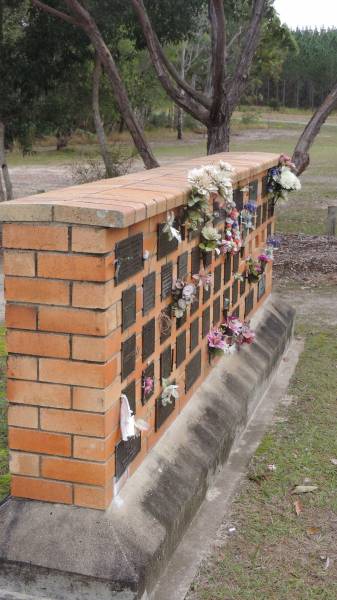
[143,376,154,396]
[241,324,255,344]
[258,254,271,263]
[207,328,227,350]
[193,269,212,290]
[223,316,243,336]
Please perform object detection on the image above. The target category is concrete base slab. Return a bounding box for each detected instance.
[0,295,295,600]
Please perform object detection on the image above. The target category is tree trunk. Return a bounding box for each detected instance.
[207,118,230,154]
[92,52,114,178]
[56,131,71,150]
[292,82,337,174]
[176,107,183,140]
[0,122,13,201]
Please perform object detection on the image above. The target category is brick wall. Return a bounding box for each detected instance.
[1,152,278,509]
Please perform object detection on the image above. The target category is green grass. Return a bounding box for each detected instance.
[0,328,9,502]
[189,326,337,600]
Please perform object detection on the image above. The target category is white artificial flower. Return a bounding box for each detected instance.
[163,211,182,242]
[219,160,235,173]
[279,167,301,191]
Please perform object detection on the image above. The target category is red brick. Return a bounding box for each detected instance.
[71,226,116,254]
[38,305,117,336]
[7,405,38,428]
[4,250,35,277]
[9,427,71,456]
[5,277,69,305]
[72,331,120,362]
[40,408,106,437]
[7,380,71,408]
[74,484,113,510]
[3,224,68,251]
[11,475,72,504]
[39,357,117,388]
[7,330,70,358]
[73,431,117,461]
[72,383,120,413]
[7,356,37,380]
[37,253,114,282]
[9,451,40,476]
[5,304,37,330]
[41,456,113,485]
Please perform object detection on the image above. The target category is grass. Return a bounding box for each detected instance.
[0,328,9,502]
[188,326,337,600]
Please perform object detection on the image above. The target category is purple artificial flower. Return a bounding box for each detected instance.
[207,328,227,350]
[267,236,281,248]
[243,202,257,213]
[225,316,243,335]
[258,254,271,263]
[143,376,154,396]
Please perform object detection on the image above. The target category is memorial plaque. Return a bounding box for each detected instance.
[122,380,136,413]
[262,174,268,197]
[232,279,238,305]
[262,201,268,223]
[155,393,175,430]
[190,318,199,351]
[121,334,136,380]
[240,276,246,296]
[203,284,211,303]
[232,252,239,274]
[267,223,272,238]
[161,262,173,300]
[122,285,136,331]
[249,180,258,202]
[268,199,275,218]
[190,287,199,315]
[213,197,226,223]
[231,306,240,318]
[157,223,179,259]
[223,286,230,304]
[161,346,172,381]
[245,289,254,317]
[176,331,186,367]
[234,187,244,211]
[142,362,154,405]
[257,273,266,300]
[191,245,200,275]
[176,311,187,330]
[224,256,231,283]
[214,263,222,293]
[143,272,156,315]
[202,306,210,338]
[115,435,141,480]
[115,234,143,285]
[202,251,212,268]
[256,205,262,228]
[213,296,221,325]
[185,350,201,391]
[142,318,155,361]
[160,304,172,344]
[240,245,245,259]
[188,229,200,242]
[177,251,188,279]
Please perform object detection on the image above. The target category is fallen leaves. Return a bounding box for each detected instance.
[294,498,303,516]
[291,485,318,494]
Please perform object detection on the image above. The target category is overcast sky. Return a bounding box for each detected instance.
[274,0,337,29]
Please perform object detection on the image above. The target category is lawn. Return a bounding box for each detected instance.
[188,325,337,600]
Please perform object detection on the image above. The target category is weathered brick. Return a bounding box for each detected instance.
[71,226,115,254]
[72,383,120,413]
[7,330,70,358]
[72,280,116,309]
[7,356,37,380]
[11,475,72,504]
[9,451,40,476]
[40,406,116,437]
[7,405,38,428]
[41,456,113,485]
[37,253,114,282]
[7,380,71,408]
[38,305,117,336]
[3,250,35,277]
[39,357,117,388]
[3,224,68,251]
[5,277,69,305]
[5,304,37,330]
[73,431,117,461]
[72,331,120,362]
[9,427,71,456]
[74,484,113,510]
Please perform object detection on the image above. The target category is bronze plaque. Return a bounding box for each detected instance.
[262,201,268,223]
[176,311,187,330]
[176,330,186,367]
[245,289,254,317]
[115,435,141,480]
[202,306,210,338]
[232,253,239,274]
[224,256,231,283]
[232,279,238,305]
[214,263,222,293]
[122,380,136,414]
[142,318,155,361]
[155,393,175,430]
[122,285,136,332]
[262,174,268,197]
[240,276,246,296]
[213,296,221,325]
[257,273,266,300]
[191,245,200,275]
[190,318,199,351]
[256,205,262,228]
[203,284,211,304]
[249,180,258,202]
[234,188,244,211]
[160,304,172,344]
[267,223,272,238]
[190,287,200,315]
[121,334,136,381]
[202,251,212,268]
[185,350,201,391]
[161,262,173,300]
[115,234,143,285]
[157,223,179,259]
[178,251,188,279]
[143,272,156,315]
[161,346,172,381]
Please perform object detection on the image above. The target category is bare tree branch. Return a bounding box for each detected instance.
[293,82,337,174]
[131,0,210,122]
[31,0,80,26]
[209,0,226,118]
[226,27,243,56]
[228,0,266,107]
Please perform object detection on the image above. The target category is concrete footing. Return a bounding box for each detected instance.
[0,295,295,600]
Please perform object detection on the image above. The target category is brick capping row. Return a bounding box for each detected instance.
[1,151,279,510]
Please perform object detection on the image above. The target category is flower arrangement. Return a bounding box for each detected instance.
[257,253,272,272]
[192,268,212,290]
[240,202,257,231]
[160,378,179,407]
[219,208,242,255]
[245,257,263,283]
[171,278,197,318]
[199,223,222,254]
[208,317,255,356]
[162,211,182,242]
[142,375,154,399]
[267,154,301,203]
[265,236,281,259]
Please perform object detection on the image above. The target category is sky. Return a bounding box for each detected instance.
[274,0,337,29]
